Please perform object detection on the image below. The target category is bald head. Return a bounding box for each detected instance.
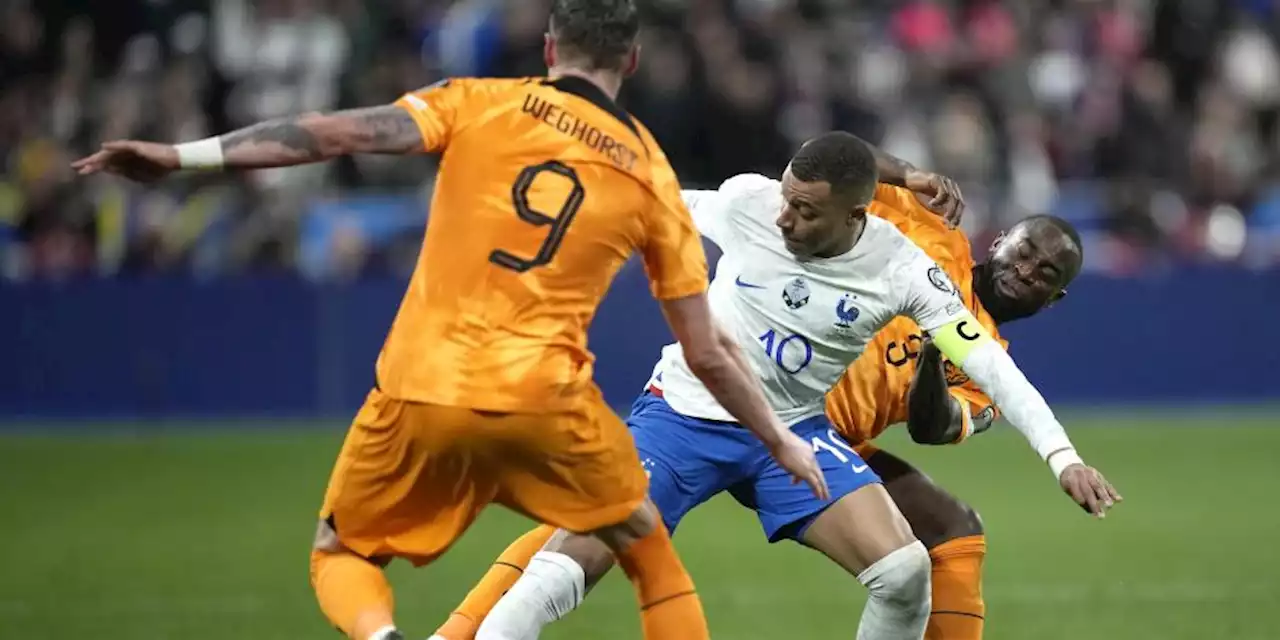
[1011,215,1084,281]
[978,215,1083,323]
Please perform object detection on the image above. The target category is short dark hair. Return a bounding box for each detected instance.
[790,132,878,204]
[549,0,641,71]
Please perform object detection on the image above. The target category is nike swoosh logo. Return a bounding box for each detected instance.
[850,463,869,473]
[735,275,766,289]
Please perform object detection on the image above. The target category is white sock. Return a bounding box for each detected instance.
[367,625,398,640]
[855,541,932,640]
[475,551,586,640]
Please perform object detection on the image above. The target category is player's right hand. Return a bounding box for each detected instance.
[770,432,830,500]
[71,140,180,183]
[1059,463,1122,518]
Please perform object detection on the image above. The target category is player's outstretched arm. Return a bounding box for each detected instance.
[72,105,423,181]
[216,105,425,164]
[899,256,1120,515]
[659,293,829,500]
[905,338,967,445]
[929,313,1123,516]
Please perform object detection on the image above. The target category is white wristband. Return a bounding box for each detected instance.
[1047,448,1084,481]
[174,137,225,170]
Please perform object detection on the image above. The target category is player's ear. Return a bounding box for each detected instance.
[849,203,867,225]
[623,44,640,77]
[989,231,1006,253]
[543,34,556,69]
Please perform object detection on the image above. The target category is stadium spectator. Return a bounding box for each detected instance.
[6,0,1280,279]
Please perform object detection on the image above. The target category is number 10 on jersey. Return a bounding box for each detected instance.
[758,329,813,374]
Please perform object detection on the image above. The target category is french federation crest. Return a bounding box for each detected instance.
[782,277,810,309]
[835,294,860,328]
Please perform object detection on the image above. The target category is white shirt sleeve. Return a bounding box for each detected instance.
[680,189,730,246]
[929,312,1083,479]
[894,251,970,332]
[680,173,778,249]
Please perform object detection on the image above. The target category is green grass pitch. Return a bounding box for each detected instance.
[2,412,1278,639]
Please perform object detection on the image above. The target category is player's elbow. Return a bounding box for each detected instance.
[684,343,734,382]
[683,325,735,375]
[906,411,957,446]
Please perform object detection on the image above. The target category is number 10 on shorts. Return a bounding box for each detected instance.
[812,429,869,473]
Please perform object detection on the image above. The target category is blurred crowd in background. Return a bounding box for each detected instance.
[5,0,1280,281]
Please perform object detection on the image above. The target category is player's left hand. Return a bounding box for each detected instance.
[905,169,965,228]
[1059,463,1122,518]
[71,140,180,183]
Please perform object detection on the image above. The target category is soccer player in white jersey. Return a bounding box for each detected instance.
[460,132,1119,640]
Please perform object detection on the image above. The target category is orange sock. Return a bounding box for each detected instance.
[310,548,396,639]
[432,525,557,640]
[925,535,986,640]
[615,524,709,640]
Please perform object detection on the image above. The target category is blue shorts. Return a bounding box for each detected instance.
[628,392,881,543]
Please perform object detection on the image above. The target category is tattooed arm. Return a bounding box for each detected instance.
[71,104,428,180]
[216,106,423,169]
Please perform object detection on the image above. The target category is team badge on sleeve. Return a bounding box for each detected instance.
[782,277,811,309]
[927,265,956,294]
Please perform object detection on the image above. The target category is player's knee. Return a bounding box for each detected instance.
[601,499,659,540]
[548,532,616,586]
[861,541,932,608]
[929,499,984,551]
[625,499,660,537]
[953,501,984,539]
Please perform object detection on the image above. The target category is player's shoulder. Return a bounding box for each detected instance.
[875,185,972,257]
[867,217,952,288]
[626,115,662,155]
[720,173,778,196]
[715,173,780,213]
[454,76,534,93]
[407,76,521,98]
[401,77,529,116]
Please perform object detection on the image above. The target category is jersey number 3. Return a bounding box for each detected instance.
[489,161,585,273]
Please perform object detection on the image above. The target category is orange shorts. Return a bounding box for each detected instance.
[319,387,647,566]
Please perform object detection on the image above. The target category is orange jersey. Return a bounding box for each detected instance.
[377,77,708,412]
[825,184,1007,445]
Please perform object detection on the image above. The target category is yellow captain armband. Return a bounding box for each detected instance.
[929,313,995,365]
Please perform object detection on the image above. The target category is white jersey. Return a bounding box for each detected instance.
[649,173,969,425]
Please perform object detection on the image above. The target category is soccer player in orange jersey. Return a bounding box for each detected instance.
[71,2,831,639]
[827,183,1091,639]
